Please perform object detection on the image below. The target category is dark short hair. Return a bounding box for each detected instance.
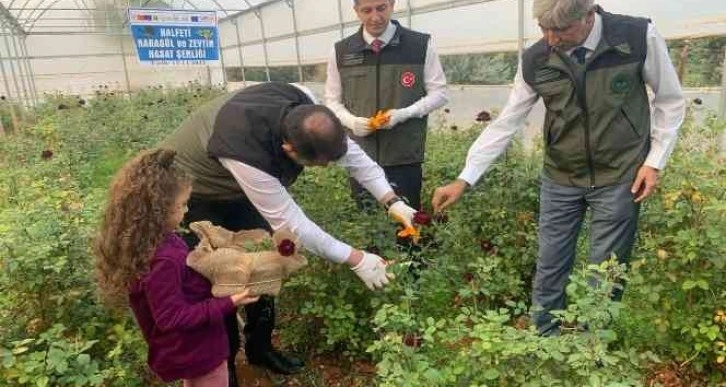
[282,105,348,163]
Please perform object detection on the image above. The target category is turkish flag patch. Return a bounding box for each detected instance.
[400,71,416,88]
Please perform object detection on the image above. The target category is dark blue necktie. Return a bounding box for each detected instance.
[571,46,587,65]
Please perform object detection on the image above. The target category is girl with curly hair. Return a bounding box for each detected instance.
[95,148,259,386]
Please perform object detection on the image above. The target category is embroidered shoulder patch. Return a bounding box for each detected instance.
[401,71,416,88]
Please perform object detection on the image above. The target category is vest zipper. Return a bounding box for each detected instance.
[375,51,381,164]
[578,70,595,188]
[558,51,595,187]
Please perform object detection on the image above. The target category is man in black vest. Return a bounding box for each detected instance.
[432,0,684,336]
[325,0,448,210]
[161,82,418,382]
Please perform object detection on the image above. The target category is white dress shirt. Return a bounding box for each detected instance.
[324,21,449,128]
[219,84,393,263]
[459,13,685,186]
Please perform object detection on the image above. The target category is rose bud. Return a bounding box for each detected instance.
[413,211,432,226]
[479,240,495,254]
[402,333,422,348]
[463,272,475,282]
[277,239,296,256]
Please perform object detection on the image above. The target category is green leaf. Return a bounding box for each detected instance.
[589,374,601,386]
[423,368,441,381]
[11,346,29,355]
[76,353,90,366]
[682,280,697,290]
[483,368,500,380]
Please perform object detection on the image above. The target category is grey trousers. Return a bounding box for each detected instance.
[532,176,640,335]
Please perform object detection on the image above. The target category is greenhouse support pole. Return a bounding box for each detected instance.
[517,0,524,59]
[253,9,271,82]
[285,0,304,83]
[0,36,17,132]
[9,34,30,107]
[118,35,131,93]
[720,47,726,120]
[1,26,23,108]
[337,0,344,39]
[0,26,20,131]
[0,43,12,101]
[218,37,228,87]
[406,0,412,28]
[19,37,38,105]
[233,18,247,85]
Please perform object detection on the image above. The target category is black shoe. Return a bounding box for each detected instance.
[272,349,304,368]
[247,350,303,375]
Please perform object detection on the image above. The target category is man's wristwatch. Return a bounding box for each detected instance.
[384,196,403,210]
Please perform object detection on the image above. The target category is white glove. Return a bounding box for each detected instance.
[381,109,411,129]
[352,252,393,290]
[349,116,374,137]
[387,200,417,229]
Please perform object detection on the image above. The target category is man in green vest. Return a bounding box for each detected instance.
[432,0,685,336]
[325,0,449,210]
[161,82,418,382]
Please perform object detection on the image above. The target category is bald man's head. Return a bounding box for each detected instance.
[282,105,348,165]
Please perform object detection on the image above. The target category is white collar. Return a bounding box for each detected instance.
[362,21,397,45]
[567,12,602,55]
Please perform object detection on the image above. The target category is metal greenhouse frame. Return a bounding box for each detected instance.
[0,0,724,117]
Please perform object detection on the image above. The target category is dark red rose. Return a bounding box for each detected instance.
[463,272,475,282]
[479,240,496,254]
[413,211,432,226]
[41,149,53,160]
[402,333,422,348]
[277,239,295,256]
[475,110,492,122]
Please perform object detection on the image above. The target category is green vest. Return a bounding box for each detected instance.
[335,20,429,166]
[522,7,651,187]
[160,83,311,200]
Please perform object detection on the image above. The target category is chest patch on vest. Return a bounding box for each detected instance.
[401,71,416,88]
[535,68,563,84]
[342,52,365,66]
[610,73,633,95]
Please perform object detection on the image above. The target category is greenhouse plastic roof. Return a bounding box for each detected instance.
[0,0,270,35]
